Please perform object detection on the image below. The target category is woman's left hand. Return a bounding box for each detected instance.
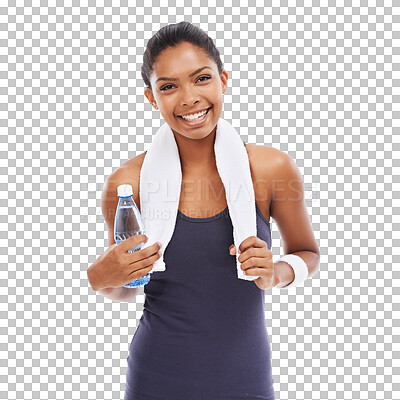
[229,236,277,290]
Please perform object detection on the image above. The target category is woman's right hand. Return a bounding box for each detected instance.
[87,235,162,291]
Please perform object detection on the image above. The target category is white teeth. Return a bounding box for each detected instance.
[181,109,208,121]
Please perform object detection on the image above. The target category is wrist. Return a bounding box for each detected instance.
[273,261,295,288]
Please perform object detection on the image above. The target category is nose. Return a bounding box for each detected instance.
[183,100,200,109]
[180,86,200,107]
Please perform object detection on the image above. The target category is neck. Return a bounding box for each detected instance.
[173,126,218,175]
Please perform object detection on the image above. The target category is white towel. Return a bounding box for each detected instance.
[139,117,259,281]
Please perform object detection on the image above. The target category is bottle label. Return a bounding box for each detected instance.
[115,232,130,242]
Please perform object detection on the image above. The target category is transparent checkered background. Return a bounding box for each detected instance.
[1,2,398,400]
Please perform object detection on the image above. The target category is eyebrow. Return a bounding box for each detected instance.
[156,66,212,84]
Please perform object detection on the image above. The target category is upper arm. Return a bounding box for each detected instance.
[268,149,320,256]
[101,158,143,248]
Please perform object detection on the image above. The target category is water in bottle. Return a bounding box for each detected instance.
[114,184,151,288]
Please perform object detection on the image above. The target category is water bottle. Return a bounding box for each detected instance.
[114,184,151,288]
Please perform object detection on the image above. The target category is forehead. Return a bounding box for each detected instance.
[152,42,214,79]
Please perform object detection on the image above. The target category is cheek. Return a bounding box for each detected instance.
[213,90,224,105]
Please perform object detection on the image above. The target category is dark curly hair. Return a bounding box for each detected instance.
[141,21,224,92]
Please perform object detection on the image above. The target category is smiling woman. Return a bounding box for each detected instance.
[117,21,279,400]
[85,19,321,400]
[143,41,228,156]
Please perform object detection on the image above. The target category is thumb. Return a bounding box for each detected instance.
[229,244,236,255]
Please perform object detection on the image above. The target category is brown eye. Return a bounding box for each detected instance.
[160,75,211,91]
[160,84,174,91]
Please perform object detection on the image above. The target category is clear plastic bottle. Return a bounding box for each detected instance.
[114,184,151,288]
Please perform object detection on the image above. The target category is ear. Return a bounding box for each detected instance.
[144,88,155,105]
[220,70,229,94]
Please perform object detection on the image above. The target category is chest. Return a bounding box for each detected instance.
[178,146,272,222]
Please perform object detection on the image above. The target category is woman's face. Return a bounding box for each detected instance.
[145,42,228,141]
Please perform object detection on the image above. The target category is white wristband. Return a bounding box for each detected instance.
[274,254,308,289]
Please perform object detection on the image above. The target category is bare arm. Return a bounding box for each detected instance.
[98,287,140,302]
[88,161,144,302]
[87,265,140,302]
[268,149,320,287]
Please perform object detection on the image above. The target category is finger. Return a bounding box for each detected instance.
[127,242,161,264]
[244,266,273,278]
[119,234,148,251]
[128,250,162,274]
[238,236,268,255]
[128,260,155,278]
[240,256,272,273]
[238,247,270,263]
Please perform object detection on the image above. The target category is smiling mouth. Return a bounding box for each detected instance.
[178,107,212,119]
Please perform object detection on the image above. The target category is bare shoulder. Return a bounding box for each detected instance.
[102,152,146,215]
[100,152,146,246]
[119,151,147,172]
[245,143,300,222]
[118,151,147,200]
[246,143,290,184]
[246,143,296,180]
[246,143,287,164]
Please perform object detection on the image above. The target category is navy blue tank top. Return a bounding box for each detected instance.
[124,142,275,400]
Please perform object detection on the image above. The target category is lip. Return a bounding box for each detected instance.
[178,107,212,126]
[179,107,210,117]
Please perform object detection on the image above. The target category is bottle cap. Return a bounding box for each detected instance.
[117,184,133,197]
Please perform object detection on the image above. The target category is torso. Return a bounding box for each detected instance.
[123,143,274,223]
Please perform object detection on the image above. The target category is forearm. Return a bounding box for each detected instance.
[274,251,320,288]
[87,266,139,302]
[98,286,140,302]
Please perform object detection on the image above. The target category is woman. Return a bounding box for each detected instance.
[87,21,320,400]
